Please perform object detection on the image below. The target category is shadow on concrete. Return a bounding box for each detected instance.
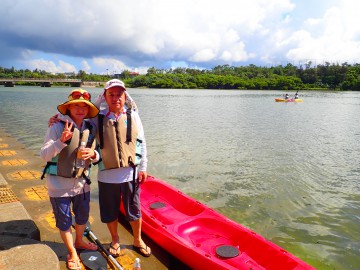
[42,240,68,263]
[0,219,40,241]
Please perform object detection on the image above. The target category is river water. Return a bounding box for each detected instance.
[0,86,359,270]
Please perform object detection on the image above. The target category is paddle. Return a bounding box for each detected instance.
[71,218,107,270]
[79,249,108,270]
[72,218,124,270]
[83,222,124,270]
[294,90,299,99]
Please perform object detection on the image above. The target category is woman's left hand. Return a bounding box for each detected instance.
[81,148,96,160]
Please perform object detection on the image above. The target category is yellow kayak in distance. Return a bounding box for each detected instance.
[275,98,303,102]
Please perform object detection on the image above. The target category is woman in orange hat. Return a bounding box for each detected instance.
[40,88,99,270]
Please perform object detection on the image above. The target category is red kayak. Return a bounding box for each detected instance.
[121,176,315,270]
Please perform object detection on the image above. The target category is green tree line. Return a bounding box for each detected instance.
[2,62,360,90]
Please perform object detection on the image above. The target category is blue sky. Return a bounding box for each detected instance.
[1,0,358,74]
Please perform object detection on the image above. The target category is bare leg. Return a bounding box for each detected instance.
[59,228,78,261]
[74,223,97,250]
[107,219,121,256]
[130,218,141,245]
[130,218,151,256]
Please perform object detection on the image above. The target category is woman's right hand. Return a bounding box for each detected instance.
[60,120,73,143]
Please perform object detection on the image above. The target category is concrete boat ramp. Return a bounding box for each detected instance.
[0,129,188,270]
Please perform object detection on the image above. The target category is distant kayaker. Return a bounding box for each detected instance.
[294,92,299,99]
[41,88,100,270]
[285,93,289,99]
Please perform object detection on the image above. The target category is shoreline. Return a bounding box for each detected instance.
[1,83,334,91]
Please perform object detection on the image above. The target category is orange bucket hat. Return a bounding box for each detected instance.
[57,88,99,118]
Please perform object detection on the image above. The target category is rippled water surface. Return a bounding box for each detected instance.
[0,86,359,269]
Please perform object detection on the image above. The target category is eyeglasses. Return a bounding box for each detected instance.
[70,91,91,101]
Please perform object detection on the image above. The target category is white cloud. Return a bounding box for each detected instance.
[220,42,254,62]
[2,0,360,72]
[26,59,76,73]
[133,66,150,75]
[190,49,217,62]
[93,57,128,75]
[80,60,91,73]
[59,60,76,73]
[280,0,360,64]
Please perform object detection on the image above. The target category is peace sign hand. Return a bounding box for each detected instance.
[60,120,73,143]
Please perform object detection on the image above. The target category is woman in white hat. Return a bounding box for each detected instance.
[40,88,99,270]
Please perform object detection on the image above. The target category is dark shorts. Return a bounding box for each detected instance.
[98,181,141,223]
[50,192,90,231]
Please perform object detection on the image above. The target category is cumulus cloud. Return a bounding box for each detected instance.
[280,0,360,64]
[58,61,77,73]
[0,0,359,72]
[26,59,76,73]
[80,60,91,73]
[93,58,128,75]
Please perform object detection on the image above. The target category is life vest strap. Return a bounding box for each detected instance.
[81,120,94,147]
[41,161,57,179]
[126,108,132,143]
[128,159,138,205]
[93,157,101,166]
[114,121,122,166]
[98,114,105,149]
[82,171,91,185]
[41,161,91,185]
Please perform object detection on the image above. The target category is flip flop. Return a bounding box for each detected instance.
[66,254,81,270]
[133,244,152,257]
[75,242,98,251]
[108,242,121,258]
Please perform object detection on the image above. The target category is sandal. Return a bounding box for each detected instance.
[133,244,152,257]
[66,254,81,270]
[108,242,121,257]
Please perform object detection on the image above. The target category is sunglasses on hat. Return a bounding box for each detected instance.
[69,91,91,101]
